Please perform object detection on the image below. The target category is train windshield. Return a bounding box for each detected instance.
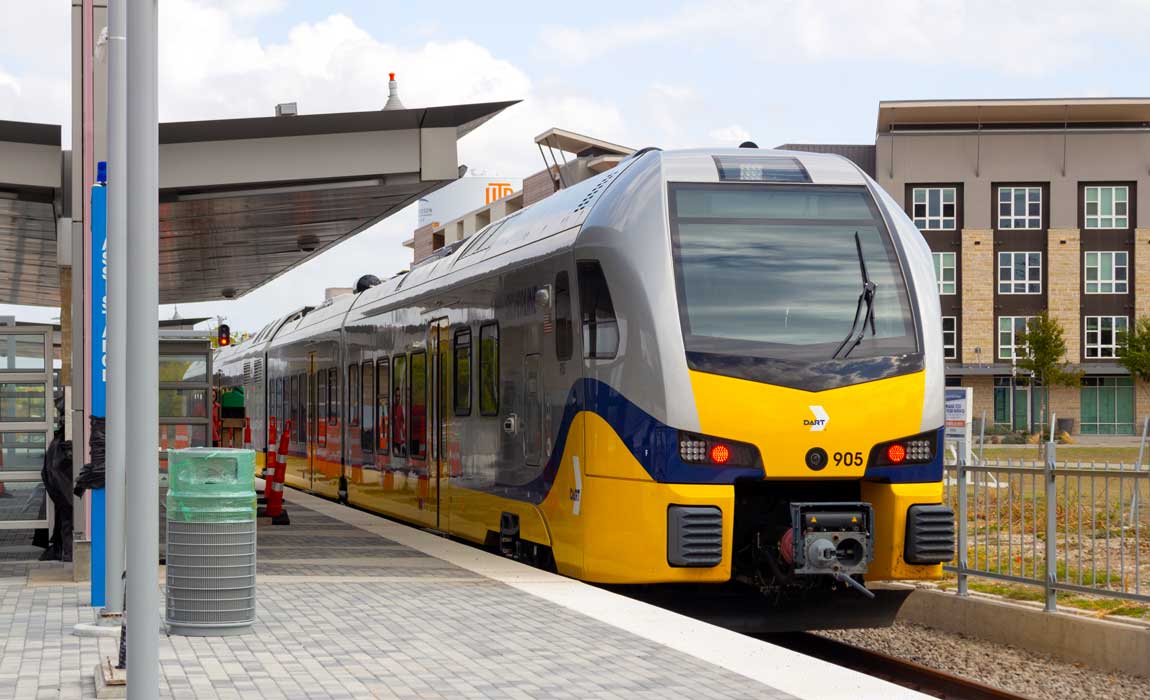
[669,183,920,390]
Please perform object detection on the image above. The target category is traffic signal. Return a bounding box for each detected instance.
[218,323,231,347]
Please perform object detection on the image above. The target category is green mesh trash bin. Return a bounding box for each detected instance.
[164,448,257,636]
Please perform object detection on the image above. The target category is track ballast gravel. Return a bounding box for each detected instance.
[815,621,1150,700]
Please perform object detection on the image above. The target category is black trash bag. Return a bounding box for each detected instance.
[38,428,74,561]
[73,415,106,496]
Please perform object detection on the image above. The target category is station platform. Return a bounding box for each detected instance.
[0,487,929,699]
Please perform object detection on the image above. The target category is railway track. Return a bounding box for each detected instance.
[763,632,1033,700]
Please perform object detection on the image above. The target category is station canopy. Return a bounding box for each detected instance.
[0,121,61,306]
[0,100,516,306]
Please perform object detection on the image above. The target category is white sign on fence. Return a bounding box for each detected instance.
[945,387,973,464]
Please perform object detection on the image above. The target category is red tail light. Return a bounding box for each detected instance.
[709,444,731,465]
[886,443,906,464]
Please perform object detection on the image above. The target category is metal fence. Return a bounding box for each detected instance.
[942,415,1150,611]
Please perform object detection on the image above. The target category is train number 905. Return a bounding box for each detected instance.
[832,451,864,467]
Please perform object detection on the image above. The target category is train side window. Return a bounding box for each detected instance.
[554,271,573,361]
[361,360,374,455]
[577,260,619,359]
[391,355,408,457]
[327,368,338,426]
[479,324,499,416]
[290,375,299,440]
[298,373,307,443]
[377,358,390,455]
[317,369,328,448]
[348,364,360,427]
[274,377,281,427]
[453,328,472,416]
[410,351,428,460]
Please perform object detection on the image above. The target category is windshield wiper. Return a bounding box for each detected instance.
[832,232,877,360]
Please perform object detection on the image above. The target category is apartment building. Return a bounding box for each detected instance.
[787,98,1150,435]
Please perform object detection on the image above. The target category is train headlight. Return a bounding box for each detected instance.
[871,431,937,467]
[678,431,758,468]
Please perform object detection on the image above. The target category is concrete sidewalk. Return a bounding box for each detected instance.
[0,489,927,699]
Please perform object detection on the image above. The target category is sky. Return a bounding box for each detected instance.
[3,0,1150,332]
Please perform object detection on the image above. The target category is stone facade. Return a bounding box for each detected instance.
[1047,384,1080,433]
[960,229,994,364]
[1047,228,1081,362]
[962,375,995,425]
[1136,229,1150,320]
[522,169,558,206]
[411,223,439,263]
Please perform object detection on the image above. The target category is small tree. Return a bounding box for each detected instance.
[1017,313,1082,437]
[1117,316,1150,394]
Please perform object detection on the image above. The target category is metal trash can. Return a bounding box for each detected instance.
[164,448,257,636]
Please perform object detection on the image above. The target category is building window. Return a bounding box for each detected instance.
[912,187,957,230]
[1085,186,1129,229]
[942,317,957,359]
[1084,316,1128,359]
[998,186,1042,229]
[933,252,957,295]
[998,316,1034,360]
[1085,251,1128,294]
[997,252,1041,294]
[1081,376,1135,435]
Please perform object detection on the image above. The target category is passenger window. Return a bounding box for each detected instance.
[299,373,308,443]
[410,351,428,459]
[348,364,360,427]
[290,375,299,440]
[479,324,499,416]
[377,359,390,455]
[578,260,619,359]
[317,370,328,447]
[453,329,472,416]
[361,360,374,454]
[327,368,338,426]
[391,355,408,457]
[554,271,573,361]
[272,378,281,427]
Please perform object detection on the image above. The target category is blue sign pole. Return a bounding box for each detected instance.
[90,179,108,607]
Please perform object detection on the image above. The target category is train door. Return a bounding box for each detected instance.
[428,319,449,530]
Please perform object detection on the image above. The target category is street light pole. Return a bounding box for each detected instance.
[125,0,160,696]
[104,0,127,618]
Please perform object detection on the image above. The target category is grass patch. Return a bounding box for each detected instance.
[937,576,1150,619]
[979,445,1146,463]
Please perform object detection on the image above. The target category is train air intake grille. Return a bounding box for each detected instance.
[904,504,955,564]
[667,506,723,567]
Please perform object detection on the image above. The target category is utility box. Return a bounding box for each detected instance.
[164,447,257,636]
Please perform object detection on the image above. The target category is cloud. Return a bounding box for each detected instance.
[540,0,1150,76]
[146,2,628,331]
[708,124,751,146]
[157,6,624,177]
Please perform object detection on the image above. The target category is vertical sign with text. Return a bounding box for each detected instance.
[89,183,107,608]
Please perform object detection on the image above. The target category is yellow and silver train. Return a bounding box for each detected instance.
[215,147,953,620]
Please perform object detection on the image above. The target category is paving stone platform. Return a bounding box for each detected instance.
[0,488,925,699]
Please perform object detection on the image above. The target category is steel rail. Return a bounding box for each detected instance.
[763,632,1034,700]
